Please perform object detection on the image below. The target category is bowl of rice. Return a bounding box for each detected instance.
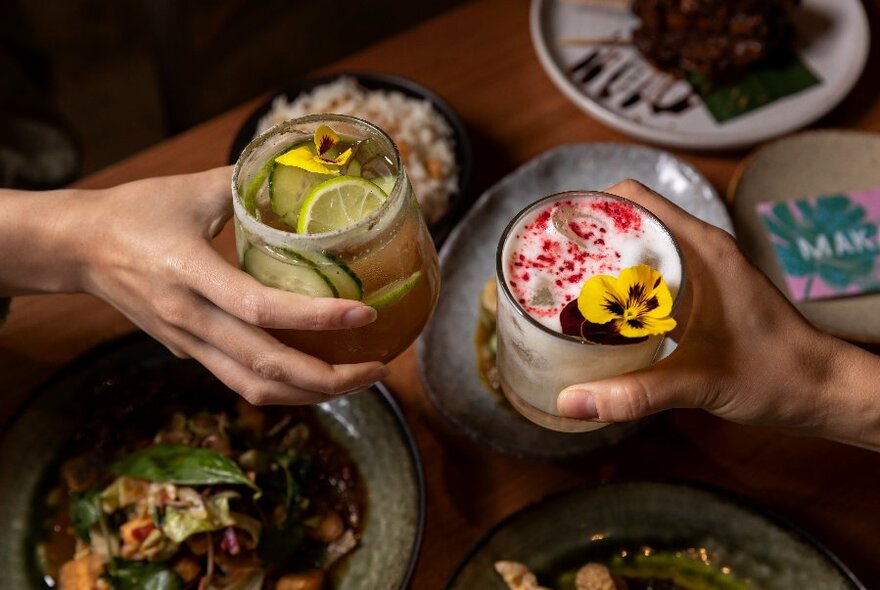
[229,72,472,244]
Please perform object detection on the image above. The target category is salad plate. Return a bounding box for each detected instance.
[0,333,423,590]
[417,143,732,460]
[446,481,864,589]
[530,0,869,150]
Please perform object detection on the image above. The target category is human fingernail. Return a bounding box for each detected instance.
[343,306,377,327]
[557,388,599,420]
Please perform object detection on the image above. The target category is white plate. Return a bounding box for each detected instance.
[530,0,869,150]
[417,143,732,460]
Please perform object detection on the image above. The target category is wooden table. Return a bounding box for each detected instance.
[4,0,880,586]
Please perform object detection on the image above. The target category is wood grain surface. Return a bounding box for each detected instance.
[3,0,880,587]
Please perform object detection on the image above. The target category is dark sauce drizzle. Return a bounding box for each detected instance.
[569,49,698,116]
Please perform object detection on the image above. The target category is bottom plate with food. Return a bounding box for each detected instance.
[0,334,423,590]
[446,481,862,590]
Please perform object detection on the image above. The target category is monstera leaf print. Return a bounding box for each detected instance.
[760,195,877,299]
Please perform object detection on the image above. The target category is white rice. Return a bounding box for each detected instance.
[257,77,459,224]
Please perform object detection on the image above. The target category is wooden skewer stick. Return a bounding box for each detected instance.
[559,0,632,10]
[558,37,633,46]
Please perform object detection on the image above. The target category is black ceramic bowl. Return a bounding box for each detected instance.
[0,333,424,590]
[228,71,474,246]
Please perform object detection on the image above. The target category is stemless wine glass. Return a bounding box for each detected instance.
[232,114,440,364]
[495,191,685,432]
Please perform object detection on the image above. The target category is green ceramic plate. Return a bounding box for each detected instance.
[0,333,423,589]
[447,481,863,590]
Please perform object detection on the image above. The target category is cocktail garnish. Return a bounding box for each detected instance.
[559,299,646,345]
[575,264,676,339]
[275,124,353,175]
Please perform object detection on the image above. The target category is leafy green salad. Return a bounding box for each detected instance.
[37,400,364,590]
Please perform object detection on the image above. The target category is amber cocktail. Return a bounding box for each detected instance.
[232,115,440,364]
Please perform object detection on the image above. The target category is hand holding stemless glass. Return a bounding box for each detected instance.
[557,180,880,452]
[0,167,387,404]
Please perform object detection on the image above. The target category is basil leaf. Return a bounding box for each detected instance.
[275,455,300,510]
[102,559,184,590]
[69,489,101,541]
[111,444,260,494]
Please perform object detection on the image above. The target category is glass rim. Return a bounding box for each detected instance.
[495,190,687,346]
[231,113,405,243]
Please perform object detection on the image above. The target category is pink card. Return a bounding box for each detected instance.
[756,189,880,302]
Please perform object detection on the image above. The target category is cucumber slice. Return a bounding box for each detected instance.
[345,158,362,177]
[294,250,363,300]
[242,159,274,213]
[242,146,290,213]
[243,247,336,297]
[269,162,328,229]
[373,175,396,196]
[364,271,423,308]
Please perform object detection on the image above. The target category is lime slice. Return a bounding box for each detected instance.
[364,271,423,309]
[297,176,387,234]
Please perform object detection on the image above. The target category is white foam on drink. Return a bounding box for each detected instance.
[502,194,682,333]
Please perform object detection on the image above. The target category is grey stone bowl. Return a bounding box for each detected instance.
[0,333,423,590]
[447,481,863,590]
[417,143,733,460]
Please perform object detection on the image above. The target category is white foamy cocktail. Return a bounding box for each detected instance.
[495,191,684,432]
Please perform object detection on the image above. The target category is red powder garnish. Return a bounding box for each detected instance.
[505,198,645,319]
[533,209,551,230]
[568,221,595,241]
[590,200,642,232]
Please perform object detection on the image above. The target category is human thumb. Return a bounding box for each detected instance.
[556,364,698,423]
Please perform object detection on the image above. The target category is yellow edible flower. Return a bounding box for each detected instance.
[274,124,353,175]
[577,264,677,339]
